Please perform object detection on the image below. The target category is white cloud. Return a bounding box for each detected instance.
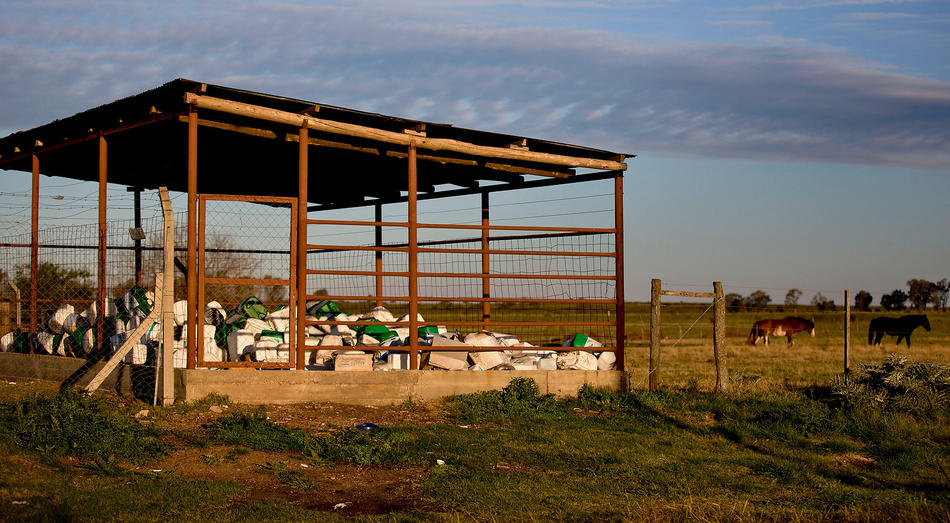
[0,0,948,169]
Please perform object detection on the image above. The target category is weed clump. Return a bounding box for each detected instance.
[447,377,559,424]
[209,409,414,465]
[831,355,950,414]
[208,409,312,453]
[0,389,168,464]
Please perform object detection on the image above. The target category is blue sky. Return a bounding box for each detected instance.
[0,0,948,303]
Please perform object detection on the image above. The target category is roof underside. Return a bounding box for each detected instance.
[0,79,629,208]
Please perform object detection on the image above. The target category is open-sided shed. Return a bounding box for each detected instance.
[0,79,630,402]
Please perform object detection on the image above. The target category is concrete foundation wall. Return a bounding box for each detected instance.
[177,369,624,406]
[0,352,149,398]
[0,353,623,406]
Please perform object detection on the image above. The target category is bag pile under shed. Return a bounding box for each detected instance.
[1,294,617,371]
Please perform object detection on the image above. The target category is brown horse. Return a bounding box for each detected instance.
[748,316,816,346]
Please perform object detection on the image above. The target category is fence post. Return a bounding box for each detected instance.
[844,289,851,375]
[713,281,728,391]
[650,278,661,391]
[159,187,175,405]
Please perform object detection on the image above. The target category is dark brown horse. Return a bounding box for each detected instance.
[748,316,816,346]
[868,315,930,347]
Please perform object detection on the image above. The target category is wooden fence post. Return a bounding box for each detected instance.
[844,289,851,375]
[713,281,728,392]
[650,278,661,391]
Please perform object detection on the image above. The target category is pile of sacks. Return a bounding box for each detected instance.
[0,294,618,372]
[0,285,158,364]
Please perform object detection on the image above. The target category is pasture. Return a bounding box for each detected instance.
[624,306,950,389]
[0,305,946,520]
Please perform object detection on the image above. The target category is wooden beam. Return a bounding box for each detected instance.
[184,93,627,172]
[178,115,277,139]
[660,290,716,299]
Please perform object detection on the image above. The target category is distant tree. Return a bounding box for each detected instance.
[811,292,835,311]
[930,278,950,311]
[743,290,771,310]
[784,288,802,307]
[929,279,948,311]
[14,262,95,326]
[906,279,935,311]
[724,293,743,313]
[853,290,872,312]
[880,289,908,311]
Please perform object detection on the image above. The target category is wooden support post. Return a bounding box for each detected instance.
[481,191,490,330]
[408,144,419,370]
[713,281,728,392]
[296,123,309,370]
[97,133,107,353]
[186,106,198,369]
[86,272,163,394]
[615,174,626,374]
[30,154,38,336]
[375,203,383,307]
[844,289,851,375]
[650,278,661,391]
[159,187,175,405]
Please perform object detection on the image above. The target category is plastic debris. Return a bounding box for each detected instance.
[355,422,378,430]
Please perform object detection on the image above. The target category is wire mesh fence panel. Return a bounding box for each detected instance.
[197,197,295,367]
[0,198,175,403]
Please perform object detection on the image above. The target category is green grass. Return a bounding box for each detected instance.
[0,389,168,465]
[1,365,949,520]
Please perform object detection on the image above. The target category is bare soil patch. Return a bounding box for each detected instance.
[145,400,446,515]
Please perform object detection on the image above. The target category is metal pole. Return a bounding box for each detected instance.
[375,203,383,307]
[296,123,308,370]
[186,105,198,369]
[650,278,661,391]
[481,191,490,331]
[844,289,851,375]
[615,173,626,374]
[713,281,728,391]
[408,144,419,370]
[97,133,107,353]
[133,188,142,287]
[30,154,38,336]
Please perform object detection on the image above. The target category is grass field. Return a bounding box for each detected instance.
[0,357,948,521]
[625,307,950,390]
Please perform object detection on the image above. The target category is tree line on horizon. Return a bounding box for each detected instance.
[724,278,949,313]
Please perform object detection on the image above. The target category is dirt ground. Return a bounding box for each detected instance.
[146,398,448,516]
[0,379,448,516]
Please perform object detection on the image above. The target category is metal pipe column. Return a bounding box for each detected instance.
[408,144,419,369]
[97,133,107,352]
[186,106,198,369]
[614,173,625,373]
[296,124,309,370]
[30,154,38,336]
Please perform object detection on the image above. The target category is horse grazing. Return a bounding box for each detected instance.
[868,315,930,348]
[748,316,816,346]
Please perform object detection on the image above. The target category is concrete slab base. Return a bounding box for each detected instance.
[0,353,623,406]
[177,368,624,405]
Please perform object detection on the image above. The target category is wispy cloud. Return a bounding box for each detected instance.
[747,0,929,11]
[837,11,917,20]
[0,0,948,169]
